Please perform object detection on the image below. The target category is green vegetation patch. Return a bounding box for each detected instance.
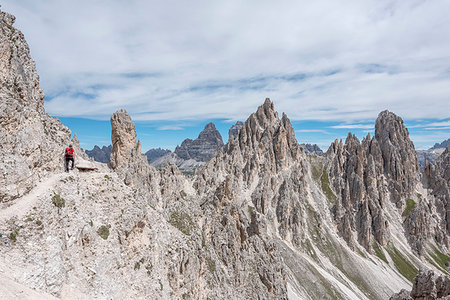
[402,198,416,217]
[312,165,321,181]
[104,174,110,180]
[168,210,195,236]
[180,190,187,198]
[429,245,450,271]
[9,232,17,242]
[26,217,34,222]
[52,193,65,208]
[387,245,418,282]
[146,263,153,276]
[373,242,388,264]
[97,225,110,240]
[320,170,336,203]
[205,257,216,273]
[35,220,42,227]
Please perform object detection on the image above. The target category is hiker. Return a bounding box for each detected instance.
[65,144,75,172]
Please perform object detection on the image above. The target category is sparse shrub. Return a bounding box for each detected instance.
[146,263,153,276]
[97,225,110,240]
[26,217,34,222]
[104,175,110,180]
[320,170,336,203]
[89,220,93,227]
[180,190,187,198]
[168,210,194,236]
[35,220,42,227]
[9,232,17,242]
[402,199,416,217]
[205,257,216,273]
[134,261,141,270]
[52,193,65,208]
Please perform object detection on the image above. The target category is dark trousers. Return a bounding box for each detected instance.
[65,157,74,171]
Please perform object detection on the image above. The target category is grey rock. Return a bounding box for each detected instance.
[174,122,224,162]
[145,148,171,163]
[391,269,450,300]
[228,121,243,140]
[300,143,324,156]
[85,145,112,163]
[390,289,412,300]
[431,138,450,150]
[0,9,80,203]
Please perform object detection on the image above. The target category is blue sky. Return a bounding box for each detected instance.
[2,0,449,151]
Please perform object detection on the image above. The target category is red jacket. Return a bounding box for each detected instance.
[65,148,74,158]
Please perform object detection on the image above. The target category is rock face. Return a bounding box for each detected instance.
[375,110,420,202]
[174,122,224,162]
[390,269,450,300]
[417,139,449,171]
[194,98,303,298]
[145,148,171,163]
[85,145,112,163]
[326,110,429,252]
[424,147,450,241]
[301,143,323,156]
[326,110,448,255]
[0,10,78,203]
[228,121,243,140]
[431,138,450,150]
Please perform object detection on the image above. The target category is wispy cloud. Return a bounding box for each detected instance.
[424,126,450,130]
[157,125,184,131]
[2,0,449,124]
[296,129,330,134]
[329,124,374,129]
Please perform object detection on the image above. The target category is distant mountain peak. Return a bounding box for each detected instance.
[174,122,224,162]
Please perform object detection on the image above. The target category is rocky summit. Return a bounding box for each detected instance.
[417,138,449,171]
[0,8,449,300]
[174,122,224,162]
[300,143,323,156]
[85,145,112,164]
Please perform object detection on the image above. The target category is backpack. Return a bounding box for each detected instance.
[65,148,74,158]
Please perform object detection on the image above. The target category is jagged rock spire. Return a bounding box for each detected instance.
[375,110,419,201]
[110,109,139,170]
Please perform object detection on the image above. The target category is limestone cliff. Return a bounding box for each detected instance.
[0,10,80,203]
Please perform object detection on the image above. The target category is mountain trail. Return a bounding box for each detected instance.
[0,172,68,223]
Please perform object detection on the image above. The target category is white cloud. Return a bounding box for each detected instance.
[296,129,330,134]
[2,0,450,123]
[157,125,184,131]
[425,121,450,127]
[329,124,374,129]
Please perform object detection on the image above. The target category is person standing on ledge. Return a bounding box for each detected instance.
[65,144,75,172]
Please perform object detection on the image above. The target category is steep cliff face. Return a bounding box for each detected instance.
[327,131,390,250]
[174,122,224,162]
[423,148,450,243]
[0,10,78,203]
